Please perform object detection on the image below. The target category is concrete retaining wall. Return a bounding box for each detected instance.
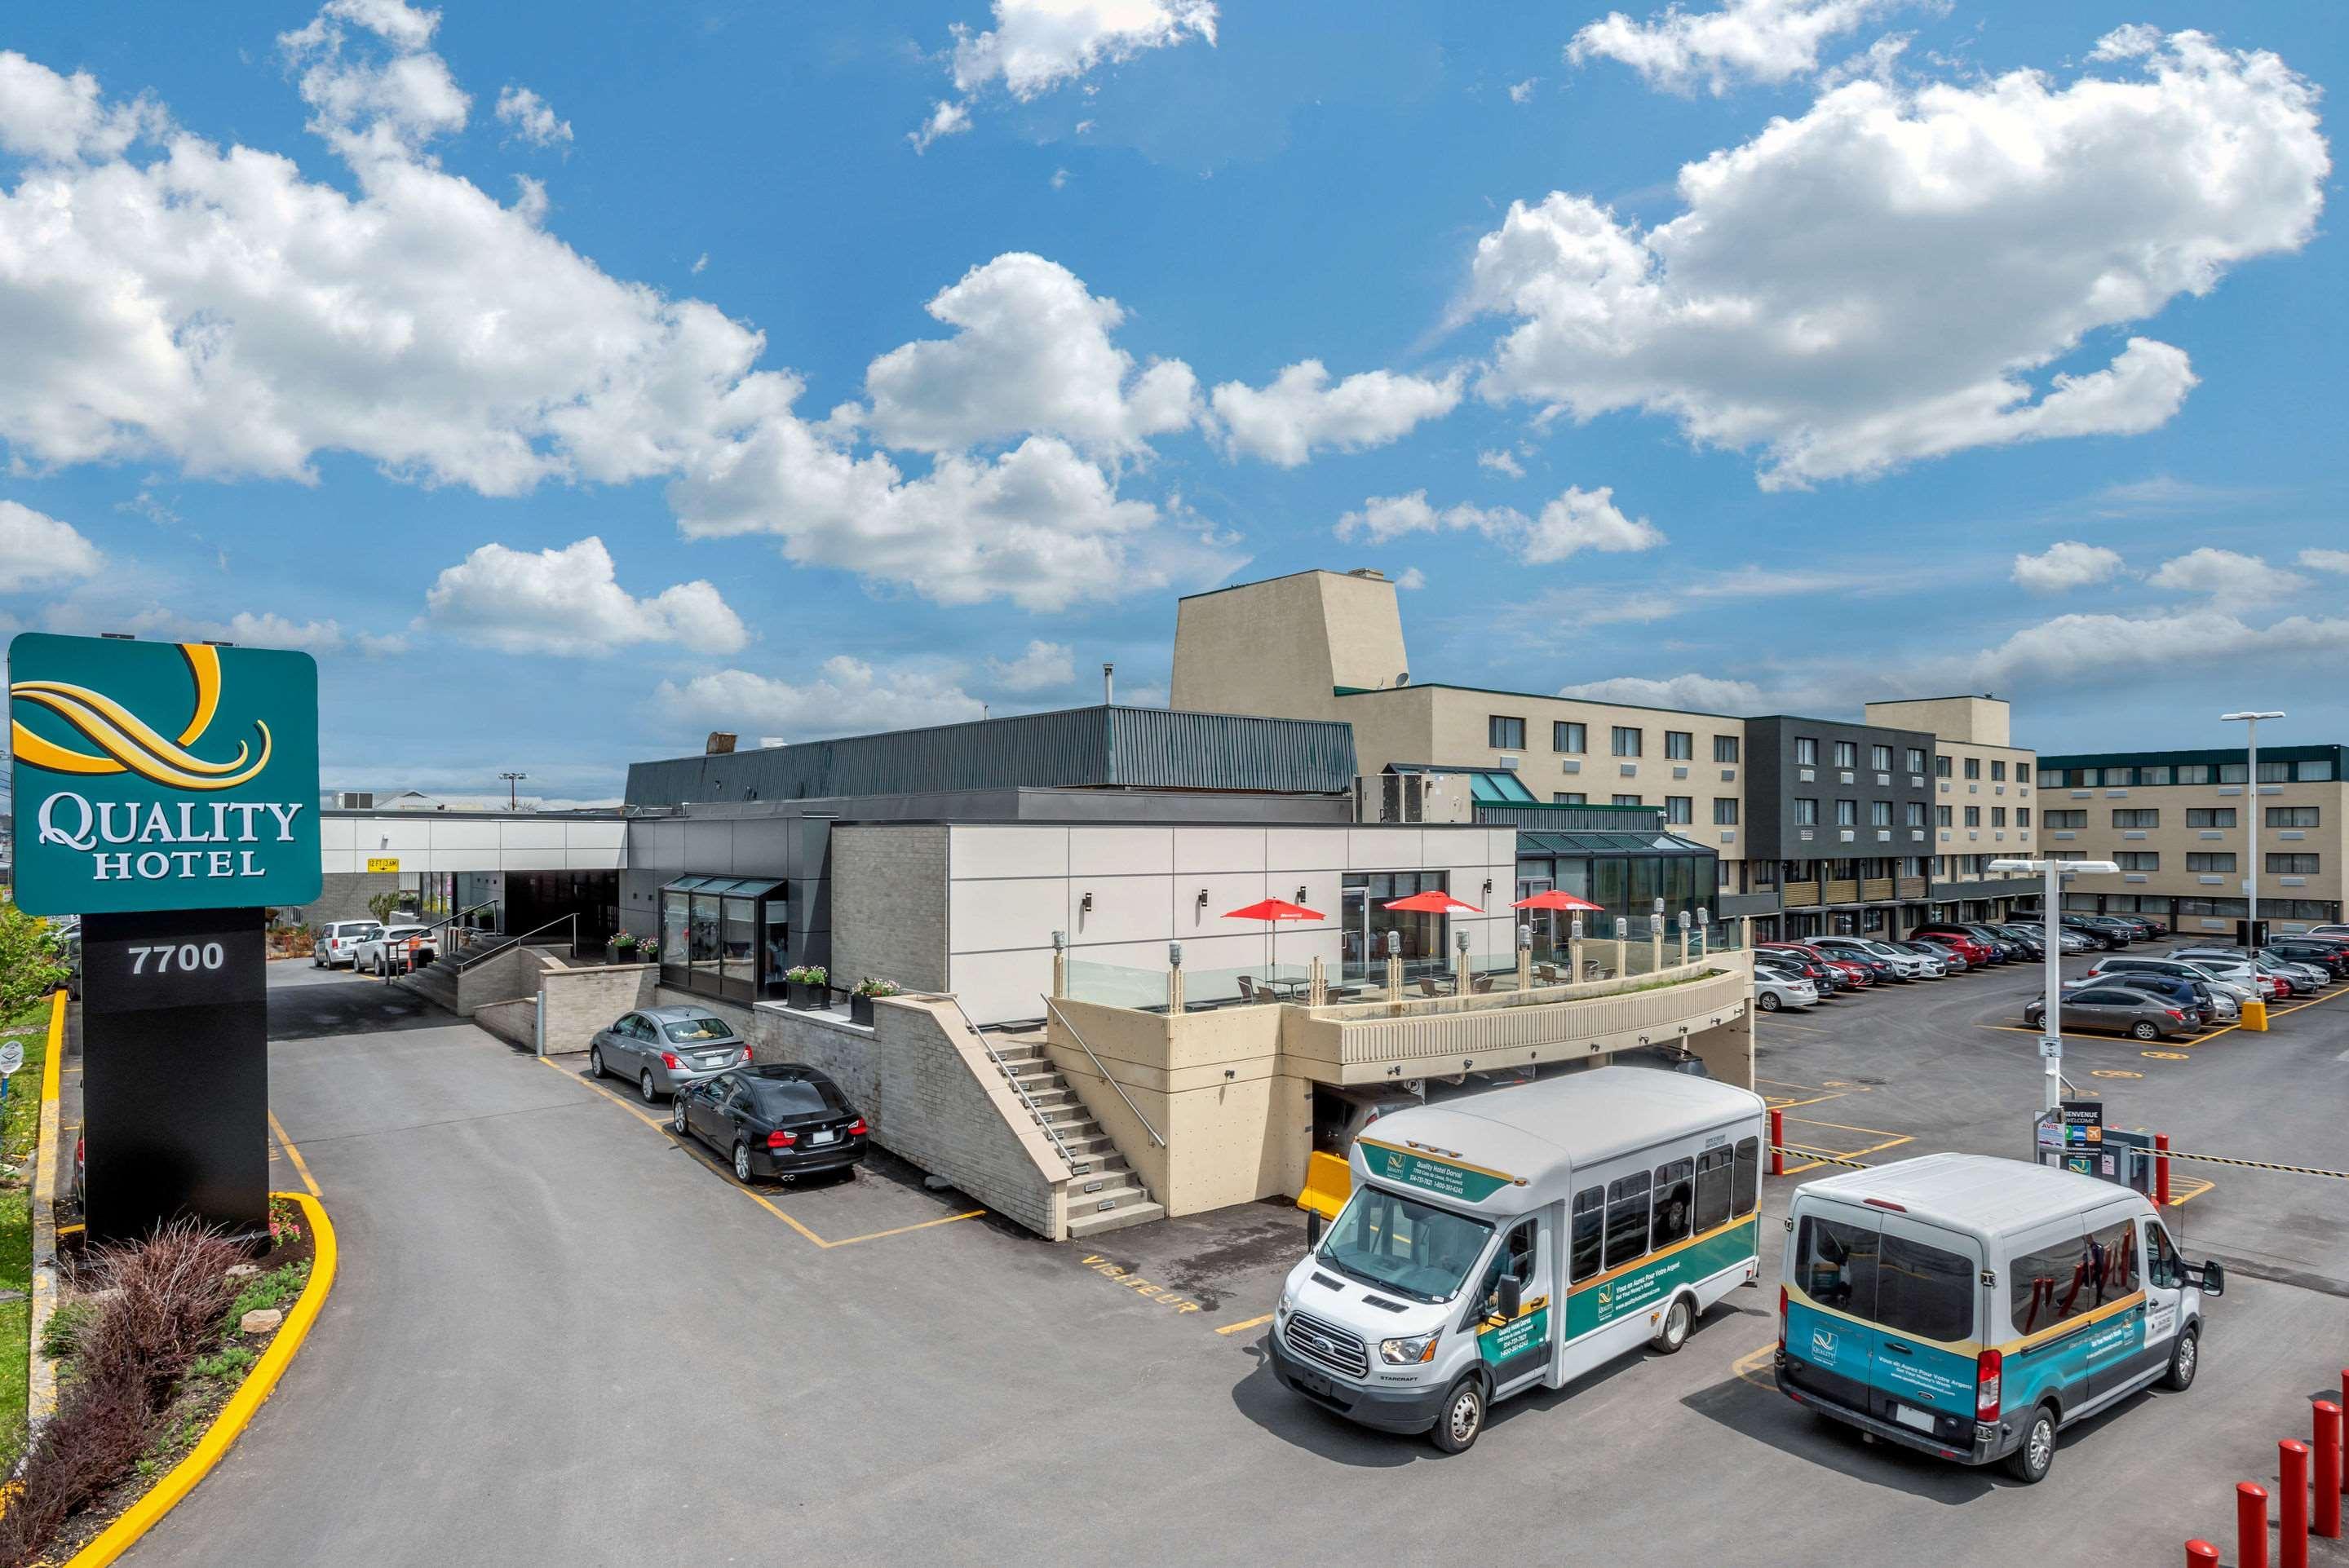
[538,963,657,1053]
[475,997,537,1051]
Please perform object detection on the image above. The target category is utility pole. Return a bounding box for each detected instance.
[499,771,527,811]
[2221,709,2284,936]
[1991,855,2118,1112]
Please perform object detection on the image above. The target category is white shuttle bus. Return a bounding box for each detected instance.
[1269,1067,1767,1452]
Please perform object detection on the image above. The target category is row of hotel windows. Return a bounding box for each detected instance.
[2065,894,2342,921]
[2041,760,2338,787]
[1792,801,2031,828]
[1792,738,1939,775]
[1488,717,1742,762]
[1546,792,1736,825]
[2043,806,2320,830]
[2063,852,2322,874]
[1744,854,2016,887]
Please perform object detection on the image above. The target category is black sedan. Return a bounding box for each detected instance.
[671,1065,869,1184]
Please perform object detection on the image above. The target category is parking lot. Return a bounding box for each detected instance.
[122,957,2349,1566]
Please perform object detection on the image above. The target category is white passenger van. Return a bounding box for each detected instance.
[1778,1153,2224,1483]
[1269,1067,1766,1452]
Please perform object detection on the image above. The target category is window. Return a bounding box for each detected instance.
[1905,748,1927,774]
[2117,852,2159,871]
[1793,1213,1881,1320]
[1612,726,1643,757]
[2046,809,2086,828]
[1835,799,1858,826]
[1964,806,1980,827]
[2113,809,2159,828]
[2188,852,2236,872]
[1964,757,1982,780]
[2011,1222,2139,1336]
[1991,807,2007,828]
[1604,1171,1652,1270]
[1992,760,2007,781]
[1733,1138,1759,1217]
[1666,731,1693,760]
[1936,805,1953,828]
[1554,792,1586,805]
[1489,715,1526,750]
[1651,1159,1693,1250]
[2267,806,2320,828]
[2258,761,2290,783]
[1794,797,1819,825]
[1554,720,1586,753]
[1693,1147,1733,1233]
[1936,756,1953,779]
[1570,1188,1604,1283]
[1834,740,1858,769]
[2268,853,2321,875]
[2177,764,2214,784]
[2037,767,2059,786]
[2018,808,2032,828]
[2077,768,2102,786]
[1714,735,1740,764]
[1612,793,1643,807]
[1475,1221,1538,1318]
[1875,1232,1976,1342]
[1869,801,1891,827]
[1665,795,1693,824]
[1321,1187,1494,1305]
[2146,1222,2183,1291]
[2219,762,2248,784]
[1795,737,1819,766]
[1871,744,1894,771]
[2187,807,2236,828]
[2303,760,2337,781]
[1714,797,1739,825]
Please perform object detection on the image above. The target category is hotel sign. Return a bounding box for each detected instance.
[10,634,321,916]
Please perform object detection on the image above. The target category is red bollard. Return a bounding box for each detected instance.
[2316,1402,2342,1539]
[2242,1481,2272,1568]
[2156,1131,2171,1206]
[1770,1107,1785,1177]
[2185,1543,2219,1568]
[2281,1441,2310,1568]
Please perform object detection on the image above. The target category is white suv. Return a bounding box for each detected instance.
[352,923,436,976]
[314,920,383,969]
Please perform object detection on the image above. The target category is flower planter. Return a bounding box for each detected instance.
[789,982,825,1010]
[848,994,874,1027]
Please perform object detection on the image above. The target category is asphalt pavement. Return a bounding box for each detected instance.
[115,956,2349,1566]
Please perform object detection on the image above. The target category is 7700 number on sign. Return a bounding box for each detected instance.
[128,943,226,974]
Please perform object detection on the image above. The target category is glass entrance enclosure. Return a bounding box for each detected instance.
[657,876,788,1004]
[1511,830,1718,965]
[1339,871,1449,984]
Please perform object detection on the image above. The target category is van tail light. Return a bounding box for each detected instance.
[1975,1348,2002,1422]
[768,1129,797,1148]
[847,1118,869,1136]
[661,1052,682,1071]
[1777,1286,1788,1352]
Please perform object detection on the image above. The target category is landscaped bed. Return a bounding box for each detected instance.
[0,1198,322,1568]
[0,1001,54,1473]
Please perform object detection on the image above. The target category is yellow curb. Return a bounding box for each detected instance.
[28,987,69,1430]
[62,1190,338,1568]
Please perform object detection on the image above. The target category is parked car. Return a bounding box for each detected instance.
[1808,937,1906,983]
[1759,942,1871,989]
[1985,923,2046,957]
[2169,947,2310,997]
[2055,928,2098,954]
[312,919,383,970]
[2059,914,2130,952]
[2089,972,2223,1027]
[1813,935,1934,980]
[2165,956,2280,1002]
[1754,970,1820,1012]
[1891,939,1959,974]
[1912,927,1996,968]
[590,1005,753,1102]
[670,1064,869,1183]
[2268,939,2349,978]
[352,923,436,975]
[1758,953,1842,996]
[2076,955,2261,1005]
[2022,987,2193,1041]
[2299,924,2349,944]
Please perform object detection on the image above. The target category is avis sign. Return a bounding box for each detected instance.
[10,634,321,916]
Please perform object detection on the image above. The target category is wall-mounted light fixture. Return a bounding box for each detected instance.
[1295,886,1308,904]
[1195,889,1210,913]
[1080,892,1094,915]
[1483,878,1493,899]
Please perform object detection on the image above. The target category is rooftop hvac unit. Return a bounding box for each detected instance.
[338,792,375,810]
[706,731,738,755]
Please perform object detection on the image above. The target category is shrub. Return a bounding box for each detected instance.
[40,1297,99,1363]
[190,1345,255,1381]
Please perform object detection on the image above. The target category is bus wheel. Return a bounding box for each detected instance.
[1652,1294,1693,1354]
[1429,1375,1485,1454]
[2165,1327,2198,1391]
[2006,1404,2057,1483]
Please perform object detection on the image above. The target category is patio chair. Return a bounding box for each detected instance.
[1236,974,1259,1003]
[1535,964,1559,985]
[1471,975,1495,994]
[1416,977,1441,997]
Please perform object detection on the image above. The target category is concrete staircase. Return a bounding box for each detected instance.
[987,1036,1164,1239]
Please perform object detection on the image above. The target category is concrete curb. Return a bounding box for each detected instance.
[26,987,68,1438]
[62,1190,338,1568]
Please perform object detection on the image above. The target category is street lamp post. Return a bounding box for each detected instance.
[2220,710,2285,934]
[1991,855,2120,1112]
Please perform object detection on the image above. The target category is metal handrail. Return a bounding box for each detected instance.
[947,998,1081,1175]
[1042,994,1166,1149]
[369,899,498,981]
[447,912,579,972]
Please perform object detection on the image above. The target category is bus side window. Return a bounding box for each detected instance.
[1693,1147,1733,1232]
[2011,1233,2094,1334]
[1732,1137,1759,1217]
[1651,1159,1693,1250]
[1570,1187,1604,1283]
[1603,1172,1652,1270]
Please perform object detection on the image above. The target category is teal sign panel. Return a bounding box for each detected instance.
[9,634,321,916]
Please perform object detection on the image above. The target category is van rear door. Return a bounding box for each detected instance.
[1868,1212,1985,1437]
[1785,1204,1878,1411]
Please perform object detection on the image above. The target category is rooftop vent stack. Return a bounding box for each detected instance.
[1348,568,1386,580]
[705,731,738,756]
[1104,663,1114,705]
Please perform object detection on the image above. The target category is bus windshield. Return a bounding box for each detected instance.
[1317,1186,1494,1304]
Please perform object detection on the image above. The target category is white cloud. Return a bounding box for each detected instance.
[2147,547,2307,599]
[422,536,747,656]
[950,0,1217,100]
[0,501,101,590]
[1567,0,1901,95]
[2299,549,2349,576]
[1050,166,1070,189]
[494,86,572,149]
[46,603,397,656]
[1557,674,1765,713]
[862,253,1197,458]
[0,52,165,162]
[1395,566,1427,590]
[1949,607,2349,693]
[2011,540,2124,594]
[1471,31,2325,489]
[0,27,1233,613]
[657,657,984,743]
[908,98,971,153]
[1209,362,1463,467]
[1475,448,1525,479]
[1335,484,1662,565]
[1507,78,1539,104]
[690,253,709,275]
[987,638,1076,691]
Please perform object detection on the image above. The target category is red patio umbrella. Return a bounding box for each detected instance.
[1381,890,1484,915]
[1223,898,1324,993]
[1511,890,1604,912]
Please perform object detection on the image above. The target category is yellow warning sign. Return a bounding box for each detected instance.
[366,857,400,873]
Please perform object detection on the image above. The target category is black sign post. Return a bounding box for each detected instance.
[79,908,269,1241]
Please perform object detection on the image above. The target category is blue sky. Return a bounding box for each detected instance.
[0,0,2340,803]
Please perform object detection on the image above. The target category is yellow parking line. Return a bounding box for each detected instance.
[532,1055,983,1249]
[2269,986,2349,1018]
[2165,1175,2216,1207]
[1785,1116,1902,1137]
[1731,1344,1776,1389]
[1217,1313,1276,1336]
[268,1110,321,1199]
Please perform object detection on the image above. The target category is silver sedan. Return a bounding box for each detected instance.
[589,1005,751,1102]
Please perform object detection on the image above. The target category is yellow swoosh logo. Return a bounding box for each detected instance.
[10,643,272,792]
